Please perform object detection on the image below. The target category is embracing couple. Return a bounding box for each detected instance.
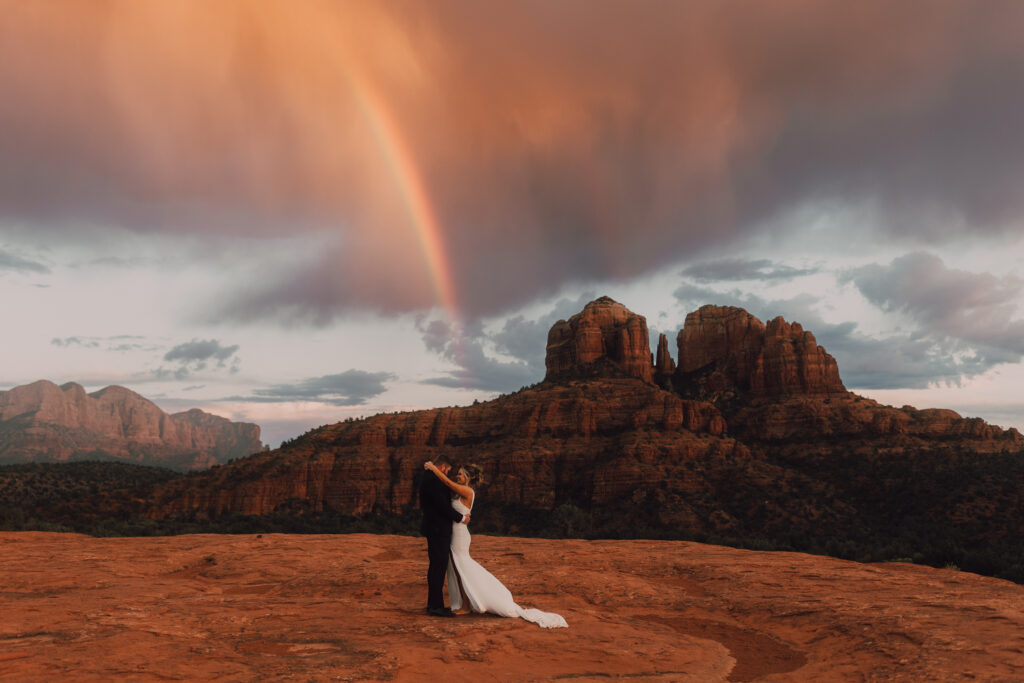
[419,458,568,629]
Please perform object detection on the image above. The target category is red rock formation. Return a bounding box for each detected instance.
[654,333,675,376]
[143,297,1024,566]
[0,380,263,470]
[545,296,654,383]
[151,378,727,519]
[677,305,765,381]
[148,379,1024,536]
[149,298,1021,521]
[730,394,1024,445]
[170,408,265,466]
[676,305,845,398]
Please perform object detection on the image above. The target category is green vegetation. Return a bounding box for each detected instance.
[0,461,183,534]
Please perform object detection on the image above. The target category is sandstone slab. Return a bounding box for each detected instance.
[1,532,1023,681]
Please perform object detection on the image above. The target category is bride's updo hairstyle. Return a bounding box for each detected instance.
[460,463,485,487]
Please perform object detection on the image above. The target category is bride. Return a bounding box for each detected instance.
[423,461,568,629]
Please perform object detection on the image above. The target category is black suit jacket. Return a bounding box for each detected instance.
[420,470,464,538]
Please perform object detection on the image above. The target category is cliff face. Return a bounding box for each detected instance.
[676,305,846,399]
[170,408,264,464]
[152,378,730,521]
[545,296,654,383]
[728,395,1021,444]
[544,299,845,399]
[653,333,676,390]
[0,381,263,470]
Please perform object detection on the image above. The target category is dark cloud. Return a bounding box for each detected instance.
[680,259,817,283]
[51,334,153,352]
[234,370,396,406]
[160,339,240,379]
[51,336,99,349]
[417,293,596,392]
[0,248,48,274]
[152,366,192,382]
[2,2,1024,320]
[671,280,988,390]
[672,282,823,325]
[490,293,598,370]
[814,327,986,390]
[69,255,160,270]
[844,252,1024,364]
[418,319,535,392]
[163,339,239,365]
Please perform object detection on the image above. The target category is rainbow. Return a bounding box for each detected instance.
[344,70,470,384]
[348,76,461,326]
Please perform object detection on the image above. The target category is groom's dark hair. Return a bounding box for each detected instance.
[434,457,452,468]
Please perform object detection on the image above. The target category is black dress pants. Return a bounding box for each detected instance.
[426,531,451,609]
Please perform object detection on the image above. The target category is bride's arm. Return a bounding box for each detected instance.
[424,461,473,500]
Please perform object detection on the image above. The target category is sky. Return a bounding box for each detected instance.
[2,1,1024,447]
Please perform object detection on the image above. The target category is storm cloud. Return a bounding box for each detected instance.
[241,370,396,406]
[680,259,818,283]
[164,339,240,365]
[418,293,597,392]
[845,253,1024,364]
[51,337,99,349]
[160,339,240,379]
[2,2,1024,319]
[673,265,1023,390]
[0,248,48,274]
[51,334,154,352]
[418,318,536,392]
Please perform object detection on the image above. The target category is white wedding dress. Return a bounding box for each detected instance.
[446,496,568,629]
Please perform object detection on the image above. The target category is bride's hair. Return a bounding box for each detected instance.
[458,463,485,487]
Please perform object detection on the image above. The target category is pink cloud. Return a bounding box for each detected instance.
[2,1,1024,317]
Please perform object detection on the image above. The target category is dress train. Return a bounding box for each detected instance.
[446,497,567,629]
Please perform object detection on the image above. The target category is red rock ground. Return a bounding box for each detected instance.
[1,532,1022,681]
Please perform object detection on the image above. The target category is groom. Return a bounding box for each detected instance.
[420,458,469,617]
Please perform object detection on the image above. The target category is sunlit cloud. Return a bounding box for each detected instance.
[2,1,1023,320]
[3,2,1024,440]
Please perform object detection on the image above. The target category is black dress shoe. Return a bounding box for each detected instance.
[427,607,456,618]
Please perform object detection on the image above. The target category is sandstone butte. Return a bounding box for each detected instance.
[2,531,1023,681]
[147,297,1023,526]
[0,380,263,470]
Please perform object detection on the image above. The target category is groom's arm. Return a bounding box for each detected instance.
[424,473,467,524]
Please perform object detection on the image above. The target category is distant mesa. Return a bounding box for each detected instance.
[0,380,263,470]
